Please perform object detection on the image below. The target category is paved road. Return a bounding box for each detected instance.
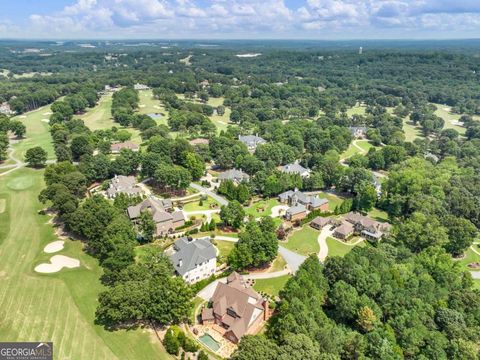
[189,183,229,206]
[278,246,306,273]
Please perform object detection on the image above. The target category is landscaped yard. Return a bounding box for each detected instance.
[456,245,480,290]
[253,274,291,297]
[268,254,287,272]
[0,168,171,359]
[282,225,320,256]
[326,236,366,258]
[316,191,345,212]
[368,208,389,222]
[244,198,281,218]
[214,240,235,261]
[346,103,366,117]
[182,196,220,212]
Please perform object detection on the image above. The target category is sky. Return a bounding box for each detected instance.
[1,0,480,40]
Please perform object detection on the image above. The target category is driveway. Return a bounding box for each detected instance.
[317,227,334,262]
[197,278,227,300]
[189,183,229,206]
[278,246,306,273]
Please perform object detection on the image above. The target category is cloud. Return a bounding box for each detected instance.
[15,0,480,39]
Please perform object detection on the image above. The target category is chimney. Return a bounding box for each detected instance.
[263,300,269,321]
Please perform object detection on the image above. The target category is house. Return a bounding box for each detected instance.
[127,197,185,237]
[333,221,355,240]
[133,83,149,90]
[106,175,143,198]
[188,138,210,146]
[110,141,140,153]
[278,189,329,212]
[280,161,311,178]
[218,169,250,184]
[349,126,367,139]
[344,212,391,241]
[168,237,216,283]
[202,272,267,344]
[310,216,331,230]
[0,102,14,115]
[285,204,307,221]
[238,134,266,152]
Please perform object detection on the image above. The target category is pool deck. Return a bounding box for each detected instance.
[191,324,236,358]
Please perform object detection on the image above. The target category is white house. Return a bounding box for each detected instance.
[168,237,217,284]
[280,161,311,178]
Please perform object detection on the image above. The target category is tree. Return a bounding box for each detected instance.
[25,146,47,167]
[443,215,477,256]
[394,212,449,253]
[163,329,180,355]
[228,218,278,270]
[154,163,192,193]
[197,351,209,360]
[353,181,377,212]
[220,200,245,229]
[139,210,156,242]
[231,335,279,360]
[0,132,9,161]
[182,152,205,180]
[357,306,377,332]
[9,120,26,138]
[70,135,93,161]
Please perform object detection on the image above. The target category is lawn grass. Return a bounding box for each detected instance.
[0,168,171,359]
[368,208,389,222]
[356,140,374,152]
[253,275,291,297]
[402,117,424,142]
[11,105,55,160]
[134,243,163,262]
[455,246,480,290]
[282,225,320,256]
[244,198,280,218]
[214,240,235,262]
[326,237,366,258]
[346,103,366,117]
[137,90,169,125]
[182,196,220,212]
[268,254,287,272]
[316,191,344,212]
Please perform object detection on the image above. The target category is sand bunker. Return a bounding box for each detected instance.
[34,255,80,273]
[18,115,27,118]
[139,104,146,108]
[43,241,65,253]
[41,118,49,123]
[43,112,53,116]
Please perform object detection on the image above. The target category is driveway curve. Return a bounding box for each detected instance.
[189,183,229,206]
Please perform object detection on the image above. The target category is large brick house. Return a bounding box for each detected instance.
[201,272,267,344]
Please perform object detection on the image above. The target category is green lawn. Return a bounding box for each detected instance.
[182,196,220,212]
[356,140,374,152]
[253,275,291,297]
[346,103,366,117]
[244,198,281,218]
[11,105,55,161]
[316,191,344,212]
[402,117,424,142]
[326,237,366,258]
[282,225,320,256]
[77,94,116,131]
[269,254,287,272]
[432,103,466,135]
[341,140,375,160]
[214,240,235,262]
[456,246,480,290]
[368,208,389,222]
[137,90,169,124]
[0,168,171,360]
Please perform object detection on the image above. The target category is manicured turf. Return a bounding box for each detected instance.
[356,140,374,152]
[326,237,366,258]
[268,254,287,272]
[214,240,235,261]
[282,225,320,256]
[11,104,56,160]
[346,103,366,117]
[432,103,467,134]
[0,168,171,360]
[456,246,480,290]
[368,208,389,222]
[182,196,220,212]
[316,191,344,212]
[137,90,169,126]
[244,198,281,218]
[253,275,291,297]
[341,140,375,160]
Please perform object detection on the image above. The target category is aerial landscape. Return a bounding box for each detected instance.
[1,1,480,360]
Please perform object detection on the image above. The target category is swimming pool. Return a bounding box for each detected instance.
[199,333,221,351]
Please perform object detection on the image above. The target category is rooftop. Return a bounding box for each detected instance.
[169,237,216,276]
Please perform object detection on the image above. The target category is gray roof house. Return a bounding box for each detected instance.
[106,175,143,198]
[127,197,184,237]
[278,189,329,211]
[238,134,266,151]
[280,161,311,178]
[218,169,250,184]
[169,237,217,283]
